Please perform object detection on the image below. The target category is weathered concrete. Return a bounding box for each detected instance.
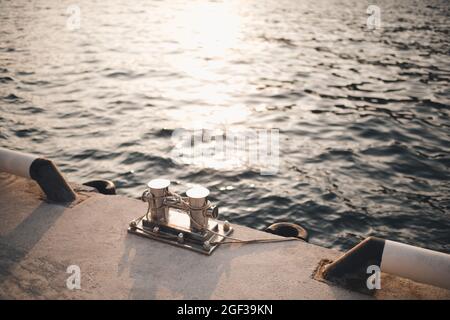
[0,173,449,299]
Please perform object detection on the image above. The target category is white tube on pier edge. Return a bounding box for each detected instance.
[0,148,38,179]
[381,240,450,290]
[0,147,37,179]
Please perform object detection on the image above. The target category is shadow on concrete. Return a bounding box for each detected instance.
[117,230,296,299]
[0,201,67,293]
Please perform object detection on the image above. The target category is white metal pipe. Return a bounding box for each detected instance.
[324,236,450,292]
[0,147,37,178]
[0,147,76,202]
[381,240,450,290]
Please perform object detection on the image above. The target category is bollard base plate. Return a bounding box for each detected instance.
[128,208,233,255]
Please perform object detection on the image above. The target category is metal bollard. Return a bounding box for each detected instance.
[186,186,210,232]
[147,178,171,222]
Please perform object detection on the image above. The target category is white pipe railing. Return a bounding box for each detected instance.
[0,147,76,202]
[323,236,450,292]
[0,147,36,178]
[381,240,450,290]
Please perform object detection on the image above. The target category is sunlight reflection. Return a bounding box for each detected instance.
[166,104,251,130]
[173,1,241,57]
[165,0,242,81]
[163,1,249,131]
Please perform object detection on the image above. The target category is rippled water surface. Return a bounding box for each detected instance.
[1,0,449,252]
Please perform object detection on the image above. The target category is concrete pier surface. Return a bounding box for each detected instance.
[0,173,449,299]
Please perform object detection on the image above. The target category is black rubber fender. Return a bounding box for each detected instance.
[82,179,116,195]
[265,222,308,242]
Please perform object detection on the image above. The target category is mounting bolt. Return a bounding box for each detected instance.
[177,233,184,243]
[203,241,211,251]
[153,226,159,233]
[129,220,137,229]
[223,221,230,232]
